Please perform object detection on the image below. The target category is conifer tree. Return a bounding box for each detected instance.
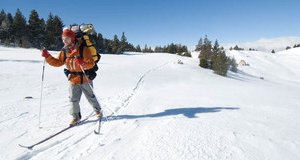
[126,43,136,52]
[95,33,105,53]
[228,57,238,73]
[44,13,55,49]
[44,13,64,50]
[51,15,64,50]
[120,32,127,53]
[2,13,13,45]
[112,35,120,54]
[195,38,203,51]
[212,50,229,76]
[136,45,141,52]
[212,40,220,54]
[104,38,112,54]
[154,46,163,53]
[0,9,5,26]
[233,45,239,50]
[12,9,27,47]
[0,10,7,43]
[28,9,45,48]
[271,49,275,54]
[199,35,212,68]
[143,44,148,53]
[167,43,177,54]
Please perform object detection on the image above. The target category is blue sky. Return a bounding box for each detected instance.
[1,0,299,48]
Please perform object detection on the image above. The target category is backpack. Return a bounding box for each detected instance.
[62,23,101,80]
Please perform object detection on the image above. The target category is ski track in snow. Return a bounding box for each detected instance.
[0,112,29,124]
[2,47,300,160]
[118,61,170,111]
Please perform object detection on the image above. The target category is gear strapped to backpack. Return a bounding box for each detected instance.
[62,24,101,80]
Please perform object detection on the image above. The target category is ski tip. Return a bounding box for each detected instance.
[94,130,100,135]
[19,144,33,150]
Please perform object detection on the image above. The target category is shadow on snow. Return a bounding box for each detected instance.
[108,107,239,120]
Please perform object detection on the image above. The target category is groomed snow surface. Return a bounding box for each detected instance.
[0,46,299,160]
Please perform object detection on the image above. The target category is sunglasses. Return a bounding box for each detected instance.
[62,36,72,43]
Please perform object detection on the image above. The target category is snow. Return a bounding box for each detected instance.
[223,36,300,52]
[0,46,299,160]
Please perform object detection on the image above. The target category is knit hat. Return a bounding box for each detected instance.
[62,29,75,43]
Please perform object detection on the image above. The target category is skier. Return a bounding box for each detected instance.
[41,28,102,126]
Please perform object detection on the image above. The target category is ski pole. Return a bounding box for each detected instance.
[38,59,46,128]
[78,64,115,115]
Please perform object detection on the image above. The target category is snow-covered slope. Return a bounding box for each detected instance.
[227,48,300,85]
[0,46,299,160]
[224,36,300,52]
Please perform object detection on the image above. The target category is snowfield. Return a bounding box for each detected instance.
[0,46,299,160]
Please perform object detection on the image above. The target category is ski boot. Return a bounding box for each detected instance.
[70,112,82,126]
[95,111,103,119]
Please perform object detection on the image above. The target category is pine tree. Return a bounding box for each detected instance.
[95,33,105,53]
[53,16,64,50]
[126,43,136,52]
[136,45,141,52]
[44,15,64,50]
[12,9,27,47]
[120,32,127,53]
[233,45,239,50]
[212,40,220,54]
[28,9,45,48]
[271,49,275,54]
[0,10,7,43]
[104,38,113,54]
[2,13,14,45]
[228,57,238,73]
[212,50,229,76]
[111,35,120,54]
[199,35,212,68]
[199,59,208,68]
[195,38,203,51]
[143,44,148,53]
[167,43,177,54]
[0,9,6,27]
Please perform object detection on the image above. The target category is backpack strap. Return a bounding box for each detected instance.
[62,48,67,62]
[79,45,84,59]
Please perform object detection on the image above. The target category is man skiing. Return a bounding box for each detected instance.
[41,28,102,126]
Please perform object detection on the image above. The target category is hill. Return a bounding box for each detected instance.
[223,36,300,52]
[0,46,299,160]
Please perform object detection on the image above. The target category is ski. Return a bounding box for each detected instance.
[19,126,72,150]
[19,112,94,150]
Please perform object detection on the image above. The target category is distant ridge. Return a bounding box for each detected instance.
[224,36,300,52]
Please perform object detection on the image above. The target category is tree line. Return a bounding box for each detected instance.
[1,9,242,77]
[0,8,191,56]
[140,43,191,57]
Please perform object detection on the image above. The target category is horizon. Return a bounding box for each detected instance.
[1,0,300,48]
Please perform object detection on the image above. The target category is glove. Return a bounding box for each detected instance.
[75,58,84,66]
[41,49,50,58]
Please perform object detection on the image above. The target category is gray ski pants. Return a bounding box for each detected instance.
[69,82,101,119]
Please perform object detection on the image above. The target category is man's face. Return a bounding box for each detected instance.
[62,36,72,46]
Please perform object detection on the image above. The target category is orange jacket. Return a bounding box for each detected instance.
[45,44,95,85]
